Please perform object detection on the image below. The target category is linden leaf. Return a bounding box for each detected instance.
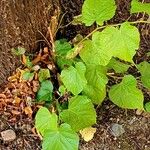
[38,69,50,82]
[60,96,96,131]
[145,102,150,112]
[55,39,72,56]
[36,80,53,102]
[79,127,96,142]
[80,38,113,66]
[55,39,73,69]
[22,71,34,81]
[83,65,108,104]
[42,123,79,150]
[137,61,150,89]
[35,107,58,135]
[60,62,87,95]
[113,22,140,62]
[35,107,78,150]
[107,58,130,73]
[80,23,139,66]
[82,0,116,26]
[59,85,66,96]
[109,75,144,109]
[131,0,150,15]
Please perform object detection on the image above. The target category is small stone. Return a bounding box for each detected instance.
[136,109,143,115]
[110,123,125,137]
[1,129,16,142]
[32,65,40,71]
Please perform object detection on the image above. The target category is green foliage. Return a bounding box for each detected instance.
[35,107,79,150]
[80,23,140,66]
[131,0,150,15]
[109,75,144,109]
[38,69,50,82]
[36,80,53,102]
[60,96,96,131]
[25,56,33,68]
[104,22,140,63]
[82,0,116,26]
[137,61,150,89]
[59,85,66,96]
[22,71,34,81]
[145,102,150,112]
[55,39,72,56]
[11,47,26,56]
[83,65,108,104]
[55,39,73,69]
[34,0,150,149]
[60,62,87,95]
[42,123,79,150]
[80,38,112,66]
[35,107,57,135]
[107,58,130,73]
[112,22,140,62]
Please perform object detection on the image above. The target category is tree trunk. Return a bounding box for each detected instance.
[0,0,59,86]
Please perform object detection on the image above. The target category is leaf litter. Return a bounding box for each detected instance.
[0,46,53,149]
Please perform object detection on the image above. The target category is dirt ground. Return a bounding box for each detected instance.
[0,0,150,150]
[80,102,150,150]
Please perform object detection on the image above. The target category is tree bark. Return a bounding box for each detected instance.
[0,0,59,86]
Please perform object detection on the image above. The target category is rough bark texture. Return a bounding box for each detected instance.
[0,0,59,86]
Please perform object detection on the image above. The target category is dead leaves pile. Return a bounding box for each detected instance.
[0,68,40,122]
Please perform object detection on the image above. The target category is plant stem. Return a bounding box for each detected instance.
[65,20,150,59]
[107,73,123,79]
[78,20,150,45]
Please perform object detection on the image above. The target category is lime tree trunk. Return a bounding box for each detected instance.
[0,0,59,86]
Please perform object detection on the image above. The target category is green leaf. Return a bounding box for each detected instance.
[60,96,96,131]
[36,80,53,102]
[80,37,114,66]
[92,29,117,65]
[82,0,116,26]
[131,0,150,15]
[80,23,139,66]
[113,22,140,62]
[55,39,73,69]
[107,58,130,73]
[94,22,140,64]
[35,107,58,135]
[137,61,150,89]
[109,75,144,109]
[42,123,79,150]
[38,69,50,82]
[22,71,34,81]
[25,56,33,68]
[60,62,87,95]
[55,39,72,56]
[145,102,150,112]
[83,65,108,104]
[11,47,26,56]
[59,85,66,96]
[57,57,73,70]
[35,107,78,150]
